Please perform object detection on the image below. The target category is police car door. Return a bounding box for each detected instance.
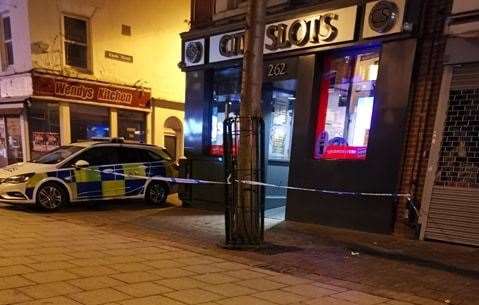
[69,146,120,200]
[118,147,148,196]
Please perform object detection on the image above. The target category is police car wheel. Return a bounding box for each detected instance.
[146,182,168,205]
[36,182,67,211]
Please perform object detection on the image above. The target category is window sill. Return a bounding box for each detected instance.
[0,65,15,76]
[213,7,247,21]
[63,65,93,76]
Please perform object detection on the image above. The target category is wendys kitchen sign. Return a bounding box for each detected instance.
[207,5,357,63]
[32,74,151,108]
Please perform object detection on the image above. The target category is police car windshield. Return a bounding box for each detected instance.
[32,146,83,164]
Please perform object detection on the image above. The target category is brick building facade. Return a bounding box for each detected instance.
[396,0,453,237]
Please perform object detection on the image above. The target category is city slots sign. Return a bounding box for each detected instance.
[209,5,357,63]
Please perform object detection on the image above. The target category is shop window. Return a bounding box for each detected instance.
[28,102,60,161]
[215,0,246,13]
[64,15,89,70]
[70,104,110,143]
[117,110,146,143]
[210,67,241,156]
[1,16,13,68]
[215,0,285,15]
[5,117,22,164]
[0,117,23,165]
[313,49,380,160]
[0,118,7,167]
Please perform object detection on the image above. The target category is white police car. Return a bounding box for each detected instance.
[0,139,178,211]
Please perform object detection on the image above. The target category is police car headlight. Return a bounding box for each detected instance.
[4,173,35,184]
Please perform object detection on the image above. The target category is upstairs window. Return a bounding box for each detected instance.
[64,16,89,70]
[215,0,247,13]
[1,16,14,68]
[215,0,286,15]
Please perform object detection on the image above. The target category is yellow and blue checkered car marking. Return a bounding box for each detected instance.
[25,161,169,201]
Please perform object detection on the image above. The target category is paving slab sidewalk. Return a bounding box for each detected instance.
[16,199,478,305]
[266,221,479,277]
[122,206,478,305]
[0,203,449,305]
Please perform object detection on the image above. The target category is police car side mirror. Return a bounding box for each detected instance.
[74,160,89,169]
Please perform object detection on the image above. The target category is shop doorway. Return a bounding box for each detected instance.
[421,64,479,246]
[164,116,183,161]
[164,135,177,161]
[0,116,23,167]
[263,79,297,220]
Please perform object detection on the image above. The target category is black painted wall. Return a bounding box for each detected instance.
[182,70,225,209]
[286,39,417,233]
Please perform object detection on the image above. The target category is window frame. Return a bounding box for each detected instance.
[117,109,146,143]
[312,46,382,162]
[208,66,242,156]
[28,102,61,160]
[62,14,91,72]
[0,15,14,70]
[213,0,287,20]
[69,103,111,143]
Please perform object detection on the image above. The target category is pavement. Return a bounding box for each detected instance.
[267,220,479,277]
[0,197,477,305]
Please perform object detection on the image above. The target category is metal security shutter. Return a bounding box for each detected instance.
[449,64,479,89]
[424,64,479,246]
[426,187,479,246]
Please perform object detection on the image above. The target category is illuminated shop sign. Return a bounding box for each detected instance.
[209,5,357,63]
[32,74,151,108]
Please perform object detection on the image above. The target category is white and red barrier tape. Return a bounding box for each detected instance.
[87,167,412,200]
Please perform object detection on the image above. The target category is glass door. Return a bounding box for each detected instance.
[5,116,23,164]
[263,79,297,220]
[0,118,8,167]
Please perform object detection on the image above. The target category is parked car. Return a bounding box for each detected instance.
[0,138,178,211]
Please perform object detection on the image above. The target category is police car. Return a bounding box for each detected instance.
[0,139,178,211]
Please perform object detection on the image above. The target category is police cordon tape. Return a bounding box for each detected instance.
[86,167,412,200]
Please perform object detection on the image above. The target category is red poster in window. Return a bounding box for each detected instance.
[322,145,367,160]
[209,144,238,157]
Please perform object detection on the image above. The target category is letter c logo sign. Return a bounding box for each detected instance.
[368,1,399,33]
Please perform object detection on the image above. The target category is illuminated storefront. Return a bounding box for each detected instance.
[0,71,151,166]
[180,0,420,233]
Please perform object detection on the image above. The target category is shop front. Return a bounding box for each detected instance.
[28,72,151,160]
[0,71,151,167]
[0,108,25,167]
[419,2,479,246]
[180,0,420,233]
[0,73,32,167]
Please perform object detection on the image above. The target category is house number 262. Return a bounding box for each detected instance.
[267,63,287,77]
